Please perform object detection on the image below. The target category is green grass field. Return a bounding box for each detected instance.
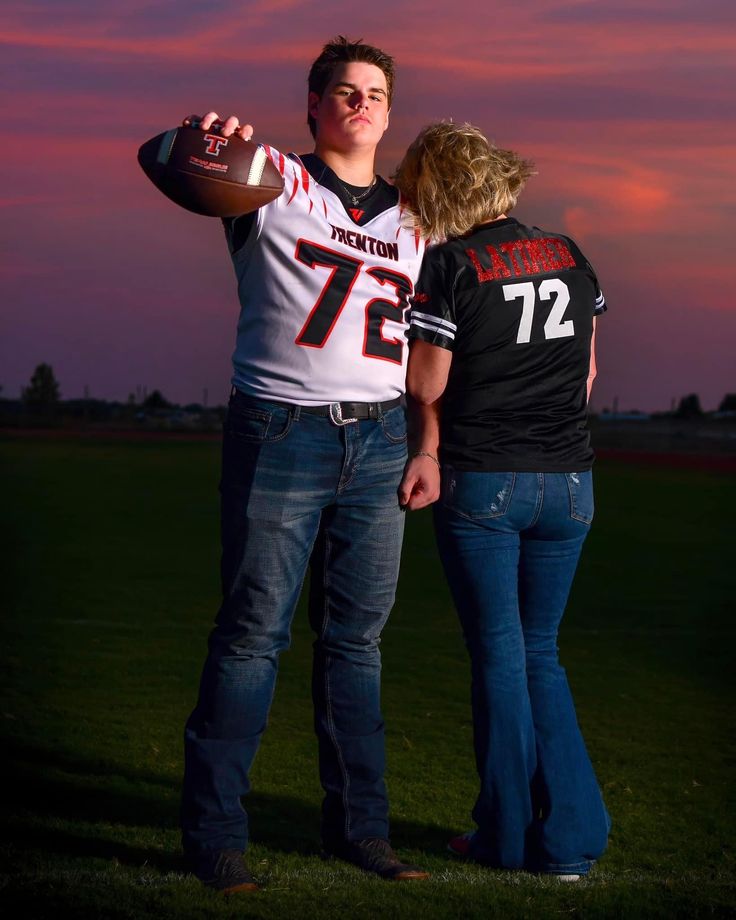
[1,437,734,918]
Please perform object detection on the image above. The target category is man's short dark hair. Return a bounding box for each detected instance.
[307,36,395,138]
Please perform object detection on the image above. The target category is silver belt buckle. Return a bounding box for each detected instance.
[329,402,357,426]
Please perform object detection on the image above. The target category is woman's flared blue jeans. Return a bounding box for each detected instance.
[433,468,609,875]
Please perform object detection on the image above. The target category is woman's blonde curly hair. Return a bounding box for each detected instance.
[393,122,535,240]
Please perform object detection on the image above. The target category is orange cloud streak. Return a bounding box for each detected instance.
[0,25,316,65]
[2,12,734,80]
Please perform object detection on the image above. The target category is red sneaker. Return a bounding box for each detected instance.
[447,831,476,859]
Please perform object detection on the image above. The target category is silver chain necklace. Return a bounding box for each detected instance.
[336,175,377,206]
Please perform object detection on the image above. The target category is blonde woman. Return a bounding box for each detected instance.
[396,123,610,879]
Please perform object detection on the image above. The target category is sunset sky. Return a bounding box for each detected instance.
[2,0,734,412]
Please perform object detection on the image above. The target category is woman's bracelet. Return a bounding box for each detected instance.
[412,450,440,470]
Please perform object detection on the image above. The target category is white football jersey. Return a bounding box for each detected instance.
[226,146,426,405]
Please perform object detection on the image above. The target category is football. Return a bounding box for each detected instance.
[137,123,284,217]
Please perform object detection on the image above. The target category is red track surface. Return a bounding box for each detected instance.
[3,428,735,472]
[596,448,736,473]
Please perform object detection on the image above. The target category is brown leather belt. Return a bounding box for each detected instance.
[300,397,403,424]
[230,389,403,426]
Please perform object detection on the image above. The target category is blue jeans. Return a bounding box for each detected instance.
[434,469,609,875]
[181,392,407,859]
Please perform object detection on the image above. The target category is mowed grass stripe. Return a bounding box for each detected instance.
[1,438,734,918]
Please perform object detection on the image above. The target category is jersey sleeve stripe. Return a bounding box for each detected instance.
[263,146,286,178]
[287,173,299,205]
[411,310,457,332]
[410,318,456,340]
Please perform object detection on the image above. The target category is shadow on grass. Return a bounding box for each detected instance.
[4,736,454,874]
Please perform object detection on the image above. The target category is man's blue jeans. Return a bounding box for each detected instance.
[181,391,407,859]
[433,468,609,875]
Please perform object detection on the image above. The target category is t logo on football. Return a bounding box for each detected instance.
[203,134,229,157]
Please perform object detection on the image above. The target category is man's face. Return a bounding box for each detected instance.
[309,61,390,155]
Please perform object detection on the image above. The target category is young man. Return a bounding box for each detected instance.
[179,37,428,893]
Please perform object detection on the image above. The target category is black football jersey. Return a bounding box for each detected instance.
[409,217,607,472]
